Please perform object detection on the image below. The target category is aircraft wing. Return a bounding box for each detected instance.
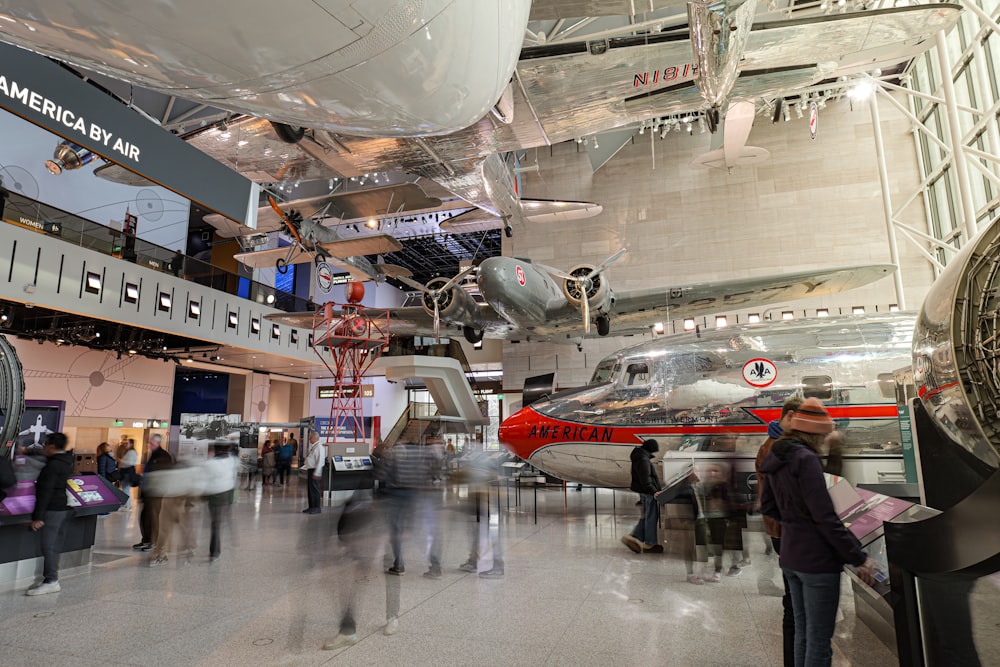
[201,184,442,237]
[265,302,517,340]
[604,264,896,335]
[317,234,403,257]
[233,246,315,270]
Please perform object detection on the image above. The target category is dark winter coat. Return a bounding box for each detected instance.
[32,450,74,520]
[760,437,866,573]
[629,446,661,495]
[97,452,118,479]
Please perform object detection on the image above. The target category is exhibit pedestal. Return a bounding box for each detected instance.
[0,515,98,593]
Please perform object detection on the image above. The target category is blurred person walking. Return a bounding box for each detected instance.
[202,442,238,560]
[384,439,442,577]
[133,434,172,552]
[761,398,879,667]
[26,432,73,595]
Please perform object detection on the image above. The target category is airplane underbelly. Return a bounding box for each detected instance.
[0,0,531,136]
[527,442,634,488]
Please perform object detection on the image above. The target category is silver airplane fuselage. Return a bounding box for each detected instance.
[500,313,915,487]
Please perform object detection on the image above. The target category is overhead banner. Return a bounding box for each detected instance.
[0,42,258,228]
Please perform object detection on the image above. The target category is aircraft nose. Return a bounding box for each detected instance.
[499,406,540,460]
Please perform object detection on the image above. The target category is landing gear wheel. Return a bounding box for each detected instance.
[315,253,328,265]
[463,326,484,344]
[596,316,611,337]
[276,258,289,275]
[270,122,305,144]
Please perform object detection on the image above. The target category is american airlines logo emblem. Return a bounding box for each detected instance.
[516,265,526,286]
[742,358,777,388]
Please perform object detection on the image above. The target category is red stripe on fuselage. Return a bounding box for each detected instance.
[500,404,899,460]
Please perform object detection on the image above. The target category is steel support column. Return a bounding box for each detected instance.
[870,94,908,309]
[936,31,980,242]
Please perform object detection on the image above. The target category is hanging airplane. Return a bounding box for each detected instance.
[266,254,894,346]
[232,197,412,283]
[0,1,961,237]
[497,216,1000,488]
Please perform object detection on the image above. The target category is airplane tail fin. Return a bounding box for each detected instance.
[690,146,770,170]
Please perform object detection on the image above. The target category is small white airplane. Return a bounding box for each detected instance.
[232,197,411,283]
[267,253,894,346]
[19,414,53,447]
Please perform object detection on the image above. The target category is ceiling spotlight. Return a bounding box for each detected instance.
[188,300,201,319]
[271,324,281,339]
[158,292,172,312]
[251,318,261,334]
[782,311,795,320]
[227,311,238,329]
[683,317,696,331]
[852,306,865,315]
[290,330,299,344]
[266,293,275,305]
[795,104,804,119]
[210,355,222,362]
[698,117,706,134]
[124,283,139,304]
[366,219,378,229]
[889,304,900,312]
[715,315,728,328]
[653,322,664,334]
[817,308,830,317]
[748,313,761,323]
[85,271,102,294]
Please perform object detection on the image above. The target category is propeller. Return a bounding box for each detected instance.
[398,266,477,341]
[539,248,626,333]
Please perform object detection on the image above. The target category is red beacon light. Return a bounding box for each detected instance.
[345,281,365,304]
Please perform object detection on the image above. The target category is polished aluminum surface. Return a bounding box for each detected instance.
[689,0,759,108]
[0,0,530,136]
[914,220,1000,470]
[500,313,916,487]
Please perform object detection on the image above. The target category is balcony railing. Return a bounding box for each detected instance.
[0,187,314,313]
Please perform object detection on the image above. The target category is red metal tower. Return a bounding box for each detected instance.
[310,282,390,448]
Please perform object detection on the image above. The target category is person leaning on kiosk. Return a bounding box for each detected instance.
[760,398,879,667]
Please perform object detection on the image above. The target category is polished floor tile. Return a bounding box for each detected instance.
[0,481,927,666]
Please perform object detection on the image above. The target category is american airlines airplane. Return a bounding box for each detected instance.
[499,217,1000,487]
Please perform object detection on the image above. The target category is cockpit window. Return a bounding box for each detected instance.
[624,362,650,387]
[590,360,618,385]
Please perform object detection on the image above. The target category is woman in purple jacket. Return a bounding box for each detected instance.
[760,398,878,666]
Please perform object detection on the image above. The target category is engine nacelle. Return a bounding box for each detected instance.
[421,278,482,327]
[561,265,613,316]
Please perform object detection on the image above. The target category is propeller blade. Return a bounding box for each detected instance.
[439,265,477,293]
[536,264,575,281]
[582,293,591,334]
[588,248,627,279]
[433,302,441,342]
[397,276,429,293]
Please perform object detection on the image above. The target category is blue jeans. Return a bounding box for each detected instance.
[631,494,659,546]
[784,568,842,667]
